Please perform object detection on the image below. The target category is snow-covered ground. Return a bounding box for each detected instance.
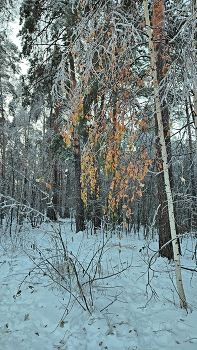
[0,220,197,350]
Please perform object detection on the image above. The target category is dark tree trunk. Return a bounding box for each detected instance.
[47,104,59,221]
[53,161,58,212]
[0,76,6,222]
[74,132,85,233]
[93,199,101,232]
[64,167,72,218]
[152,0,173,259]
[47,206,58,221]
[186,100,197,229]
[69,54,85,232]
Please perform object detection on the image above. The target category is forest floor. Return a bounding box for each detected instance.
[0,220,197,350]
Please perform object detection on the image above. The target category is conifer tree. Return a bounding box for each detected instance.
[143,0,188,309]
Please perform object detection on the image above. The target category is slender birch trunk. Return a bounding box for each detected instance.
[152,0,174,259]
[143,0,188,309]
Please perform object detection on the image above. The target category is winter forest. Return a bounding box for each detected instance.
[0,0,197,349]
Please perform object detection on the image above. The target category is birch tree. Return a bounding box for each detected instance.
[143,0,188,309]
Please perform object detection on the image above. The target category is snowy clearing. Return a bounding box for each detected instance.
[0,221,197,350]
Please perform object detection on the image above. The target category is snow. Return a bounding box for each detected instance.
[0,221,197,350]
[10,21,29,74]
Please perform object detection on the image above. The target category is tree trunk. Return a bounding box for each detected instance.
[143,0,188,309]
[52,103,60,215]
[70,54,85,232]
[191,0,197,155]
[151,0,173,259]
[185,100,197,228]
[64,167,72,218]
[155,121,174,258]
[47,104,59,221]
[0,76,6,182]
[74,131,85,232]
[0,75,6,222]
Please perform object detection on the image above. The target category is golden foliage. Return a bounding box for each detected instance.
[46,183,51,189]
[60,20,153,217]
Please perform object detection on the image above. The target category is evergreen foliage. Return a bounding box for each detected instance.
[0,0,196,252]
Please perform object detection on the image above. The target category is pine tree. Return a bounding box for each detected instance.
[143,0,188,309]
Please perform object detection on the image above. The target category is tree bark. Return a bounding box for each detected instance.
[0,75,6,182]
[0,75,6,223]
[74,131,85,232]
[47,103,59,221]
[143,0,188,309]
[52,103,60,215]
[63,167,72,218]
[151,0,173,259]
[191,0,197,155]
[70,54,85,232]
[185,100,197,228]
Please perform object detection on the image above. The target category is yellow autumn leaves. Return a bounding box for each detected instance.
[36,177,52,194]
[60,22,153,216]
[79,108,152,213]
